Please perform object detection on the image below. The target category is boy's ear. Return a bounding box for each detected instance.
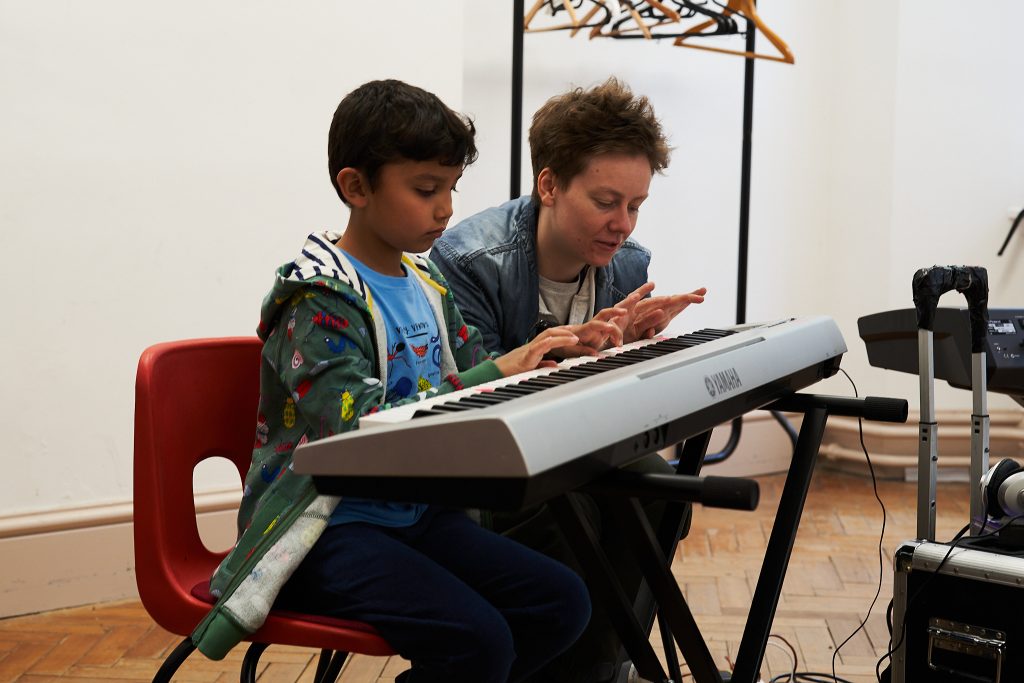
[336,168,370,207]
[537,167,558,207]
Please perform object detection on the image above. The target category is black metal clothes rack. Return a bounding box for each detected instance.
[508,1,757,326]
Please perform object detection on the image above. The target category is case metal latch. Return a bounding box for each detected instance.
[927,617,1006,683]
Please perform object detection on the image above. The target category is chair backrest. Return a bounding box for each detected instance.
[134,337,262,636]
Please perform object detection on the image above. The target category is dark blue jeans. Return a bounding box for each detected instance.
[276,507,591,683]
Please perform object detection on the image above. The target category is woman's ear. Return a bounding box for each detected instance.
[336,168,370,207]
[537,167,558,207]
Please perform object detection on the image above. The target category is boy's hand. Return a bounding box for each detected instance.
[495,328,580,377]
[548,312,628,357]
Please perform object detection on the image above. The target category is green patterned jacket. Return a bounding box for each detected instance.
[190,231,502,660]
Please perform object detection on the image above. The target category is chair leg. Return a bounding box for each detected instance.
[240,642,269,683]
[318,650,350,683]
[152,637,196,683]
[313,649,333,681]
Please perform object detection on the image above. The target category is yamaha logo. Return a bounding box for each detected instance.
[704,368,742,397]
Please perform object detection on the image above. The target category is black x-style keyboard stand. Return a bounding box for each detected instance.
[549,393,907,683]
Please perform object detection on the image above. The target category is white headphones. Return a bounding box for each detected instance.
[981,458,1024,519]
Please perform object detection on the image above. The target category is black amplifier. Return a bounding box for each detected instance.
[891,540,1024,682]
[859,307,1024,404]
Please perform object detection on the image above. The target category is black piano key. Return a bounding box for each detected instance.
[519,377,564,387]
[456,395,510,407]
[492,385,541,396]
[654,340,697,351]
[542,374,579,384]
[411,408,446,419]
[618,350,660,361]
[517,377,564,388]
[556,368,597,379]
[570,364,608,376]
[429,403,478,412]
[591,357,634,368]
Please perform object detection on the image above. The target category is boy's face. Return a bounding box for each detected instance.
[362,159,463,255]
[541,152,652,269]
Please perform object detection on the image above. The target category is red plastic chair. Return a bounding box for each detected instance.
[134,337,395,682]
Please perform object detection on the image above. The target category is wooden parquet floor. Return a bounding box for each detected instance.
[0,468,973,683]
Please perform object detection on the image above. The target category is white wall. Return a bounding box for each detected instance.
[0,1,466,516]
[879,1,1024,410]
[2,0,1023,522]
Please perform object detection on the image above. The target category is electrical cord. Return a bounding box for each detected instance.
[828,368,888,682]
[873,522,969,681]
[764,634,797,682]
[770,675,856,683]
[759,370,886,683]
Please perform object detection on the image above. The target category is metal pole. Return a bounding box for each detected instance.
[510,0,525,200]
[736,12,756,325]
[970,351,990,534]
[917,329,938,541]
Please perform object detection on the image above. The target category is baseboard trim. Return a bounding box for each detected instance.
[820,408,1024,478]
[0,490,241,619]
[0,488,241,540]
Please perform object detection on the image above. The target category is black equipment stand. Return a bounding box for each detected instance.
[550,392,908,683]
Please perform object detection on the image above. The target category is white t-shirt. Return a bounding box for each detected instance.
[537,266,596,326]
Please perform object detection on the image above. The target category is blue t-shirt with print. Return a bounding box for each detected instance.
[329,251,442,528]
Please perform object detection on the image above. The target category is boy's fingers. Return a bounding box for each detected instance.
[537,332,579,350]
[559,344,601,358]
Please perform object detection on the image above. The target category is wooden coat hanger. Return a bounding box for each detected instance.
[588,1,656,39]
[524,0,609,34]
[590,0,685,39]
[588,1,737,42]
[674,0,794,63]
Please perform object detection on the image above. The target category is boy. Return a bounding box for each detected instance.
[190,79,625,682]
[431,77,706,682]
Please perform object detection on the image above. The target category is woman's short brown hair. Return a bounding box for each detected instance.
[528,77,670,202]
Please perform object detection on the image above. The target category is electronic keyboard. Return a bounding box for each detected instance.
[292,316,847,509]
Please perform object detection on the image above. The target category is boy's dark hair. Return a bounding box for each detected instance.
[528,77,671,203]
[328,79,478,205]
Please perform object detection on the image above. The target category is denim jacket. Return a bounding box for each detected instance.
[431,196,651,354]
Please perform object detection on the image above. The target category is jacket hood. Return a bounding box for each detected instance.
[257,231,369,341]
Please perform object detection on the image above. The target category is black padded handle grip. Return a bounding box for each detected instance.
[767,394,908,423]
[585,471,759,511]
[959,267,989,353]
[911,265,989,351]
[861,396,910,423]
[701,476,760,511]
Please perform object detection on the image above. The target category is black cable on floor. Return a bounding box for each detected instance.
[829,368,888,683]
